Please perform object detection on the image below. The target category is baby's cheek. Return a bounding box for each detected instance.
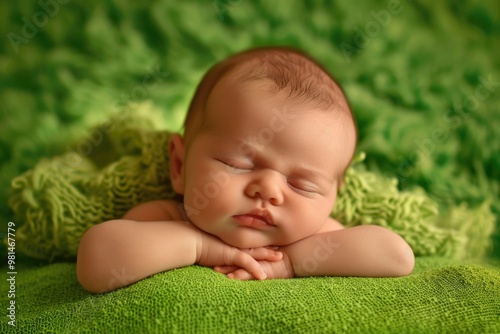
[183,186,230,224]
[181,188,209,222]
[294,210,328,239]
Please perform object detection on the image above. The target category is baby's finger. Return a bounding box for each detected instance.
[214,265,239,274]
[214,266,253,279]
[231,251,267,280]
[242,248,283,262]
[227,269,254,280]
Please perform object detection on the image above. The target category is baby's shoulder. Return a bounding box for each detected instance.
[316,217,345,233]
[122,199,185,222]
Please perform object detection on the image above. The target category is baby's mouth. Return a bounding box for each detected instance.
[232,209,275,228]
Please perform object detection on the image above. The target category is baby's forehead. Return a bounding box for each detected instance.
[210,67,351,128]
[186,47,356,160]
[204,77,357,173]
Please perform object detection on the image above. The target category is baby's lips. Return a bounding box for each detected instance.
[244,208,275,226]
[232,214,274,228]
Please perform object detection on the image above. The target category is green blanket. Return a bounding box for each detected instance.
[1,257,499,333]
[1,0,500,333]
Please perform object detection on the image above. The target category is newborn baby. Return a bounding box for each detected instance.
[77,46,414,293]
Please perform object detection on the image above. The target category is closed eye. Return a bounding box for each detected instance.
[217,158,253,172]
[287,180,320,195]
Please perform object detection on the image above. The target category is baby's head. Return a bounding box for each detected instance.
[169,46,357,248]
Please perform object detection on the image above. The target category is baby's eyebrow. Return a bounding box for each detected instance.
[230,138,260,156]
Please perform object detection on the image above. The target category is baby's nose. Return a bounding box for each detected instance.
[245,171,284,205]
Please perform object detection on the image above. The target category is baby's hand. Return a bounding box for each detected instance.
[214,248,295,280]
[196,232,282,280]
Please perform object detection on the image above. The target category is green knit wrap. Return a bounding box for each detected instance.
[7,113,495,261]
[334,157,495,259]
[8,117,176,260]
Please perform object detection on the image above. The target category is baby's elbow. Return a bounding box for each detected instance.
[77,221,119,293]
[368,225,414,277]
[389,235,415,277]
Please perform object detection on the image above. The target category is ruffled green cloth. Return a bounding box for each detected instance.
[335,156,495,259]
[7,112,495,260]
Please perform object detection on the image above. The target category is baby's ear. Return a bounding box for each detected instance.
[169,134,185,194]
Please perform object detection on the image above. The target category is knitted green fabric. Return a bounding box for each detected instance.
[334,156,495,259]
[7,111,495,260]
[8,115,176,260]
[1,257,499,333]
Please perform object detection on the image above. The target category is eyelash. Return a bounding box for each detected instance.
[218,159,253,171]
[287,181,318,194]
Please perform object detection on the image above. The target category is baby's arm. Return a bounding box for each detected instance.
[216,220,414,279]
[285,223,415,277]
[77,201,280,293]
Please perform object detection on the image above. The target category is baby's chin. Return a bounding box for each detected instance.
[223,238,271,249]
[219,234,288,249]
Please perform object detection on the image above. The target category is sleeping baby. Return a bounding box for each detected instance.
[77,46,415,293]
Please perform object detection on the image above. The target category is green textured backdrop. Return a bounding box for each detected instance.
[1,0,499,259]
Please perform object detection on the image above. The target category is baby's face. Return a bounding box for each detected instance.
[180,75,355,248]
